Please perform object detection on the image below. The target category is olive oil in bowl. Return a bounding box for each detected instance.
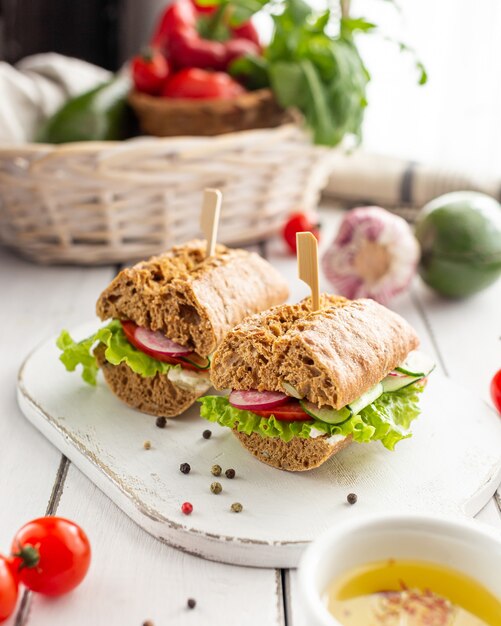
[325,559,501,626]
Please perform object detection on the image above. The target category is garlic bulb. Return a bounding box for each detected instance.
[322,206,420,304]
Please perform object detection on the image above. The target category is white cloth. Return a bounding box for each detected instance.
[0,53,111,144]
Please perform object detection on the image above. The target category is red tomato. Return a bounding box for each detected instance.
[11,517,91,596]
[120,321,201,371]
[491,369,501,414]
[162,68,245,99]
[253,400,311,421]
[283,212,320,254]
[131,49,170,95]
[0,556,18,623]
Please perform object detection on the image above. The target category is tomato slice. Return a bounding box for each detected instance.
[120,320,200,371]
[252,400,311,421]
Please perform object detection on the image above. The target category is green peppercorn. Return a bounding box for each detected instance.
[231,502,243,513]
[210,481,222,494]
[211,464,222,476]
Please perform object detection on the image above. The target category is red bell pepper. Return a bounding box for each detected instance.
[232,21,260,47]
[151,0,260,71]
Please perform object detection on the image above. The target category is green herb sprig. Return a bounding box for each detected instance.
[219,0,426,147]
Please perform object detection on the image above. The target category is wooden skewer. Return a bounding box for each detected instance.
[297,231,320,311]
[200,188,222,258]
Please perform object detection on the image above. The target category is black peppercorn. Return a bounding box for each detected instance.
[155,416,167,428]
[225,468,236,479]
[187,598,196,609]
[202,429,212,439]
[180,463,191,475]
[347,493,358,505]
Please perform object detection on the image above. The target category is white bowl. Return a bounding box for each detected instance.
[298,513,501,626]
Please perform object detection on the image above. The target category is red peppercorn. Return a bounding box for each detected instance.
[181,502,193,515]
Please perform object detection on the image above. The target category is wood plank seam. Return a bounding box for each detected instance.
[410,289,450,376]
[495,492,501,517]
[13,455,72,625]
[14,590,31,626]
[45,455,70,515]
[281,569,292,626]
[258,239,268,260]
[275,569,286,626]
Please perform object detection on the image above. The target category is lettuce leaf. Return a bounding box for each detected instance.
[198,383,424,449]
[56,320,174,385]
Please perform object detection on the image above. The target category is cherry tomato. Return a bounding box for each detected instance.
[0,556,18,623]
[162,68,245,99]
[283,212,320,254]
[11,517,91,596]
[131,49,170,95]
[491,369,501,414]
[120,321,202,371]
[253,400,311,421]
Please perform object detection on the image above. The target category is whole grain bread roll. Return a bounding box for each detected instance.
[233,430,352,471]
[96,240,289,357]
[95,344,210,417]
[211,295,419,409]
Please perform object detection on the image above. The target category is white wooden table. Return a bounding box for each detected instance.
[1,204,499,626]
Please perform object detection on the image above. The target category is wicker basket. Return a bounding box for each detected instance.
[129,88,293,137]
[0,125,332,265]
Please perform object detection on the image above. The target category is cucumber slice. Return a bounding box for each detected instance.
[347,382,383,415]
[382,373,421,393]
[180,353,211,370]
[300,401,351,425]
[395,351,435,378]
[282,381,304,399]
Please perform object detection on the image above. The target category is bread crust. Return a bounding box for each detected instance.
[95,344,209,417]
[233,430,352,471]
[95,240,288,357]
[211,295,419,409]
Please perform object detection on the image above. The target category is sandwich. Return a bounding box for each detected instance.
[57,240,289,417]
[199,294,434,471]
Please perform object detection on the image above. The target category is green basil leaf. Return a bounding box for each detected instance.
[269,62,307,108]
[229,55,270,90]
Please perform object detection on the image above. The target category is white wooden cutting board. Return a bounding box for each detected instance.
[17,322,501,568]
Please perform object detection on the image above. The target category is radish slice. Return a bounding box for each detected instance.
[134,327,192,356]
[229,390,289,411]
